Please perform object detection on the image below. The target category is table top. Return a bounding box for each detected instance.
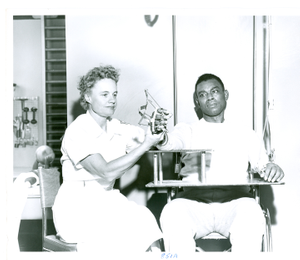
[13,169,40,198]
[147,149,213,153]
[146,177,285,188]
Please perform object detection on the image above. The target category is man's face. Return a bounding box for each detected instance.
[195,79,228,120]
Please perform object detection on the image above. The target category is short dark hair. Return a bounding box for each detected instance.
[78,65,120,110]
[194,73,225,92]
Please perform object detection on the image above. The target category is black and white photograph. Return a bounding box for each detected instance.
[3,1,300,259]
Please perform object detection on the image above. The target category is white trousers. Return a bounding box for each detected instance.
[53,180,162,253]
[160,197,265,252]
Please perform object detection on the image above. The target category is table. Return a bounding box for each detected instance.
[146,150,284,203]
[13,168,41,219]
[146,150,284,251]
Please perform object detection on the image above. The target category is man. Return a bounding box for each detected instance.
[156,73,284,252]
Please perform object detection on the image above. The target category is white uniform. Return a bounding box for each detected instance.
[53,111,162,252]
[158,119,268,252]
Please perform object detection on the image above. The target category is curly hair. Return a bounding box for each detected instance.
[78,65,120,110]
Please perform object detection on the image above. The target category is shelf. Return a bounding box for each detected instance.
[46,113,67,116]
[45,26,65,29]
[46,101,67,104]
[45,91,66,94]
[44,15,67,172]
[45,48,66,51]
[46,70,66,72]
[47,130,65,134]
[45,80,66,83]
[47,140,63,144]
[46,122,67,125]
[45,59,66,62]
[45,37,66,40]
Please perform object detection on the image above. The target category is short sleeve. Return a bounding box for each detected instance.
[61,120,101,168]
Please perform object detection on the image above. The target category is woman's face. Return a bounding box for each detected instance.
[85,78,118,118]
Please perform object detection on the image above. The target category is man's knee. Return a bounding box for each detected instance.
[231,198,265,233]
[236,198,264,218]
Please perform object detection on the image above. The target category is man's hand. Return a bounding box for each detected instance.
[259,163,284,182]
[151,108,171,134]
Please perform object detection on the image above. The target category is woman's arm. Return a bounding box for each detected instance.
[80,129,163,182]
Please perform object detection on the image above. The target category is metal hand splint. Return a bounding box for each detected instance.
[138,90,172,138]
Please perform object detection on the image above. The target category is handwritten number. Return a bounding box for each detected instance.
[161,253,178,259]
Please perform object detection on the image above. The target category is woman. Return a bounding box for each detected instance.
[52,65,164,253]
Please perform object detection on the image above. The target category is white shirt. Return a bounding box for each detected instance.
[159,119,268,184]
[60,111,145,190]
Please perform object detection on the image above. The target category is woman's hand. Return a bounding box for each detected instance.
[143,127,165,149]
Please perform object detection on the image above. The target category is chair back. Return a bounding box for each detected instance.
[38,167,61,208]
[35,145,77,251]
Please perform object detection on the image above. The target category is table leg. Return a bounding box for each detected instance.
[153,153,158,185]
[200,151,206,183]
[158,153,163,184]
[167,188,172,203]
[252,185,260,204]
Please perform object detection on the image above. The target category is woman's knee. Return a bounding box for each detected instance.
[160,199,197,229]
[161,199,188,217]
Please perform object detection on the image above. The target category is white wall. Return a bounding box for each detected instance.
[176,16,254,127]
[66,15,174,127]
[13,19,44,170]
[66,15,174,205]
[12,19,44,219]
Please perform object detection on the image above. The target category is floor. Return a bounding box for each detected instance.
[18,219,230,252]
[18,220,56,252]
[18,196,230,252]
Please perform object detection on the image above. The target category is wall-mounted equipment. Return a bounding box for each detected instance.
[13,97,39,148]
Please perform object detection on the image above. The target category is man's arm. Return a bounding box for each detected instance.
[156,122,192,150]
[248,130,284,183]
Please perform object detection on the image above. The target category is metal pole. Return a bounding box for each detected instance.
[172,15,178,126]
[172,16,180,184]
[263,16,272,158]
[158,153,163,184]
[252,16,257,132]
[153,153,158,185]
[200,152,206,183]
